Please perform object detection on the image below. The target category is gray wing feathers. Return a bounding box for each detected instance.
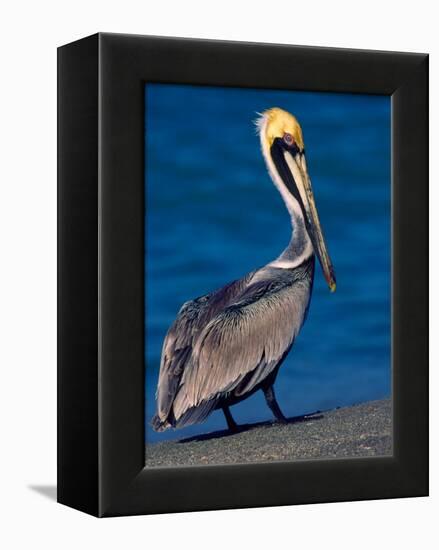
[155,273,255,423]
[172,279,311,420]
[156,296,216,421]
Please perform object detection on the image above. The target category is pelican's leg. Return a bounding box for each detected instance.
[263,385,287,423]
[222,405,239,432]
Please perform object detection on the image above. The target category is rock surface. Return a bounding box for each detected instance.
[145,399,392,467]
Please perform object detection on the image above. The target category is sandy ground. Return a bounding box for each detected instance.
[145,398,392,467]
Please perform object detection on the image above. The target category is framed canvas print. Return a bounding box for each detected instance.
[58,33,428,517]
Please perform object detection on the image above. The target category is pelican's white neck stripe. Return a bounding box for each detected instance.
[257,115,313,269]
[269,255,312,269]
[258,116,303,221]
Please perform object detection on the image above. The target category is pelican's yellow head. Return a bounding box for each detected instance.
[261,107,305,151]
[257,107,336,293]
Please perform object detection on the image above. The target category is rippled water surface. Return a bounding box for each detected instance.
[145,84,391,443]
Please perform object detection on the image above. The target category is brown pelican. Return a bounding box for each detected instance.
[152,107,336,433]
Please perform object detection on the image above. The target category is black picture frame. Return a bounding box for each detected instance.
[57,33,428,517]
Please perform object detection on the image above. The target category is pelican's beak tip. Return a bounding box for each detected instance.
[327,269,336,292]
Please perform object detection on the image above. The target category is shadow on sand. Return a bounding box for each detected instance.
[178,411,324,444]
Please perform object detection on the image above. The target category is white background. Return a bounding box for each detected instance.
[0,1,436,548]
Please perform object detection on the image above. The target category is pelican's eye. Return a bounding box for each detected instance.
[283,132,294,146]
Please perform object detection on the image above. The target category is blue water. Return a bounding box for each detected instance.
[145,84,391,444]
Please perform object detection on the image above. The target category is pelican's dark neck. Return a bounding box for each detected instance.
[259,123,313,268]
[285,211,311,258]
[271,206,313,267]
[267,159,313,267]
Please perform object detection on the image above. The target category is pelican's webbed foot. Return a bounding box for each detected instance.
[263,385,288,424]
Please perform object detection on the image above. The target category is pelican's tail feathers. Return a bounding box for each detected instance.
[151,414,171,432]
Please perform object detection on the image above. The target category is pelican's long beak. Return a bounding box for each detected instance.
[303,170,336,292]
[258,107,335,291]
[284,151,336,292]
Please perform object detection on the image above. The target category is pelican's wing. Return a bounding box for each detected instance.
[172,275,312,423]
[154,273,255,428]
